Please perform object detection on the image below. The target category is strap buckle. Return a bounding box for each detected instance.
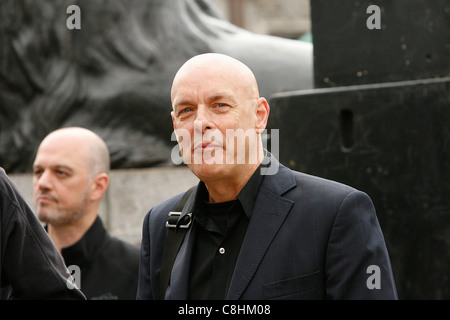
[166,212,192,229]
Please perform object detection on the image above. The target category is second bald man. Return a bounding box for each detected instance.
[33,127,140,299]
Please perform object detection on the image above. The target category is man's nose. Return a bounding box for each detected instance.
[194,106,213,133]
[36,170,53,190]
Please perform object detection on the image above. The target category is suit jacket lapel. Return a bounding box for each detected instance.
[226,161,296,300]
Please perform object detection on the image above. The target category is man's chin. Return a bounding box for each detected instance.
[37,212,52,225]
[188,162,231,180]
[37,209,60,226]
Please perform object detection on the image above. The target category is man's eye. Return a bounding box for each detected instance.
[57,171,68,177]
[215,103,230,110]
[179,108,193,116]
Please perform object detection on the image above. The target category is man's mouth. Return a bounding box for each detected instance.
[37,194,57,204]
[194,142,222,151]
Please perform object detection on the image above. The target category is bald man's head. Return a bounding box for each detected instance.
[33,127,111,227]
[171,53,260,107]
[37,127,110,177]
[169,53,270,186]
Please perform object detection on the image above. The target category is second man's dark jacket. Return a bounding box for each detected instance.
[60,216,140,300]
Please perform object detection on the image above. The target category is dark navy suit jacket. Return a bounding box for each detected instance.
[137,156,397,300]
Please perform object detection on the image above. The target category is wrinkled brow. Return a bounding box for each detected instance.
[33,164,75,173]
[173,92,237,110]
[207,94,237,105]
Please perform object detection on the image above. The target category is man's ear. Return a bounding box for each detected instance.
[171,110,176,127]
[171,110,179,140]
[90,173,109,202]
[255,97,270,134]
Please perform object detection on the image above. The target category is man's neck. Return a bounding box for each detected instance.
[48,213,97,253]
[205,162,260,203]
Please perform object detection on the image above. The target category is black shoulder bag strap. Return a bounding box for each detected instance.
[159,186,196,300]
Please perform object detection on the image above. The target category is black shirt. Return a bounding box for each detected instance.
[60,216,140,299]
[189,166,265,299]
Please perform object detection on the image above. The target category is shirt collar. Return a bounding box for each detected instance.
[192,163,265,219]
[236,164,265,218]
[60,216,108,267]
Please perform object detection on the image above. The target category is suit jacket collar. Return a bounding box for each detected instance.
[168,154,297,300]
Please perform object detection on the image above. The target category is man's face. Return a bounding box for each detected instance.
[33,137,92,226]
[171,60,264,182]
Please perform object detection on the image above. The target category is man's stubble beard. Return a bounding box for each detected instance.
[38,187,91,226]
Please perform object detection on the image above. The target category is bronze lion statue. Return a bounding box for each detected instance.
[0,0,312,172]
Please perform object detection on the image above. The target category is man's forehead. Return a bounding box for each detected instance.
[173,87,237,104]
[34,149,79,166]
[179,53,252,74]
[173,61,258,104]
[175,63,248,88]
[35,139,88,166]
[33,152,78,174]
